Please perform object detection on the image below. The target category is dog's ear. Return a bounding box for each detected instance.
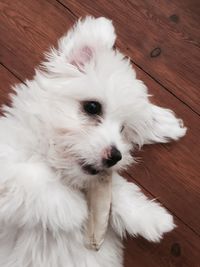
[44,17,116,73]
[68,45,94,71]
[128,104,187,147]
[144,104,187,144]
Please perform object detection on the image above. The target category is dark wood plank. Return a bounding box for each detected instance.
[124,226,200,267]
[123,175,200,267]
[61,0,200,114]
[0,65,18,111]
[0,0,74,80]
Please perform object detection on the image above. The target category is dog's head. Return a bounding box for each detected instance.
[35,17,185,186]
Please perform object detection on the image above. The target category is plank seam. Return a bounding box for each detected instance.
[56,0,77,17]
[0,63,24,84]
[125,170,200,238]
[131,60,200,117]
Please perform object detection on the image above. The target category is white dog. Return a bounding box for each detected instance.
[0,17,186,267]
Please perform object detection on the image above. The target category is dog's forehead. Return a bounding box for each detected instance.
[79,76,138,113]
[63,49,147,116]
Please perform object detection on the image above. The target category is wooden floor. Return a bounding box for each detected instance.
[0,0,200,266]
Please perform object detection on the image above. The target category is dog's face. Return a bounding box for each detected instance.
[37,17,157,185]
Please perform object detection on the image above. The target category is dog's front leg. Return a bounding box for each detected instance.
[0,162,87,231]
[110,173,175,242]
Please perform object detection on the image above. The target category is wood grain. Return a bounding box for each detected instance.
[0,0,74,79]
[0,65,18,112]
[123,174,200,267]
[61,0,200,115]
[124,228,200,267]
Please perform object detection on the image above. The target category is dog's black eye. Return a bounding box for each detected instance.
[83,101,102,116]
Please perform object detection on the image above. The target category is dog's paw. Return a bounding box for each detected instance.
[140,205,175,242]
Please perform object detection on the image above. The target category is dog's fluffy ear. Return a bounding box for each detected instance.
[144,104,187,144]
[44,17,116,73]
[128,104,187,147]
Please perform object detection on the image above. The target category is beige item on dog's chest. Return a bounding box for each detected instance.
[85,172,112,251]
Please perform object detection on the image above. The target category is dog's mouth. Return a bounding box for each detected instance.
[79,160,101,175]
[82,164,100,175]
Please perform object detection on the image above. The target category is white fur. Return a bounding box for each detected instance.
[0,17,186,267]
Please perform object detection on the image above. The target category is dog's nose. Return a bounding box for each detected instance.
[103,146,122,167]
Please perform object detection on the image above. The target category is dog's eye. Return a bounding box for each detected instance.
[83,101,102,116]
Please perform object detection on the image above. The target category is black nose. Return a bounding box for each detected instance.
[103,146,122,167]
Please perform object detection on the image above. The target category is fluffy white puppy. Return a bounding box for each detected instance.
[0,17,186,267]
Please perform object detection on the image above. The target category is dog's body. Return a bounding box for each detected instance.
[0,17,186,267]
